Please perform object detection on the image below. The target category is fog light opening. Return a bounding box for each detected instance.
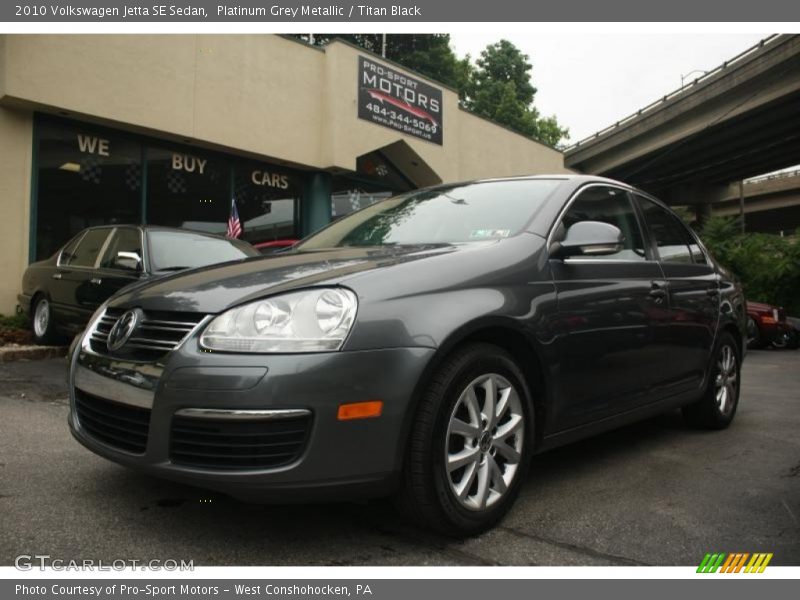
[337,400,383,421]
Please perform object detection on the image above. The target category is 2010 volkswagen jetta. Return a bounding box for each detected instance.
[68,175,746,535]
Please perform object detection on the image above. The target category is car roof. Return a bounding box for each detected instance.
[406,174,646,206]
[82,224,236,241]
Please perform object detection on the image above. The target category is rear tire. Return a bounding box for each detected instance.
[683,332,741,430]
[395,343,534,536]
[31,295,61,345]
[771,330,797,350]
[787,330,799,350]
[746,317,763,349]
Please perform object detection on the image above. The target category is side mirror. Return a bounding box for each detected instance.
[116,251,142,271]
[552,221,624,258]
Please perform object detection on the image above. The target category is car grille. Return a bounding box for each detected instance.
[74,389,151,454]
[170,413,312,470]
[90,307,205,361]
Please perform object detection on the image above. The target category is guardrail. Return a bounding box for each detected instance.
[564,34,783,153]
[745,168,800,185]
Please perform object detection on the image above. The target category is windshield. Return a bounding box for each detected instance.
[148,231,257,272]
[297,180,562,249]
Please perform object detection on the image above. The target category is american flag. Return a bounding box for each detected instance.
[226,198,242,239]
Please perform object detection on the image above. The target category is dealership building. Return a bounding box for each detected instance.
[0,34,567,314]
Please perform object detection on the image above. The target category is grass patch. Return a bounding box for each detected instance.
[0,312,29,329]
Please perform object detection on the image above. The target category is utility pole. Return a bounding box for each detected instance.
[680,69,708,88]
[738,180,746,233]
[381,34,387,58]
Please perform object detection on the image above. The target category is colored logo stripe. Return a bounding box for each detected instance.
[697,553,726,573]
[745,553,773,573]
[721,553,749,573]
[697,553,773,573]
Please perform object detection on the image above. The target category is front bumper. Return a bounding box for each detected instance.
[68,328,435,502]
[758,321,792,344]
[17,293,32,317]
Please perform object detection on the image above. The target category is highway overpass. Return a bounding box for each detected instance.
[711,170,800,235]
[564,34,800,218]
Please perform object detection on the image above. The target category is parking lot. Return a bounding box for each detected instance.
[0,349,798,566]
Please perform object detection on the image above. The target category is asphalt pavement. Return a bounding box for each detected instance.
[1,350,798,566]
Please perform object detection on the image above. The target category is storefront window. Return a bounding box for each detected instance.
[145,147,230,235]
[331,151,413,219]
[32,116,305,260]
[35,119,142,260]
[233,162,300,243]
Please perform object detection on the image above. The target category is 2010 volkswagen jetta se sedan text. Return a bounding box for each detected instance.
[68,175,746,535]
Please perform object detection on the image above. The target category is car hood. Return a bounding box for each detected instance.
[110,244,469,314]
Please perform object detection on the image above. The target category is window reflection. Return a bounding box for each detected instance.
[233,163,300,243]
[35,119,141,260]
[146,148,229,235]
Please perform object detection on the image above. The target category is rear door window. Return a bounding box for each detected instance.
[637,197,705,264]
[68,228,112,268]
[57,233,85,266]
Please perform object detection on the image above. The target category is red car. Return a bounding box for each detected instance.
[746,300,798,349]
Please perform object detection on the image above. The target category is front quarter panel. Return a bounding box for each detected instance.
[342,234,556,352]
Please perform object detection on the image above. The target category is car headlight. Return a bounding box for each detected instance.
[199,288,358,353]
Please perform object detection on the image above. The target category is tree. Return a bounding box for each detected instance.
[700,216,800,315]
[464,40,568,147]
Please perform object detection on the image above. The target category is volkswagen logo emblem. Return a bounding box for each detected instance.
[107,309,142,352]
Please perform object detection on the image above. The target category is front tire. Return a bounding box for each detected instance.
[396,343,533,536]
[683,332,741,430]
[31,295,60,345]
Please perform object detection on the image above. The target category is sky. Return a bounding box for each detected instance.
[449,33,766,145]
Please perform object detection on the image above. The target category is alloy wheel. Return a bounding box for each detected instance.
[714,344,737,416]
[445,373,524,511]
[34,299,50,338]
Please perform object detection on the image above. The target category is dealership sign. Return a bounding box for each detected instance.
[357,56,443,145]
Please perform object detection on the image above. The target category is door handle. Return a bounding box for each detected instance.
[649,282,667,303]
[90,277,102,285]
[51,273,62,280]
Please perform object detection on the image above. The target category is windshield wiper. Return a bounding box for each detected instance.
[156,266,191,272]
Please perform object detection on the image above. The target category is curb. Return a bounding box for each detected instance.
[0,345,68,363]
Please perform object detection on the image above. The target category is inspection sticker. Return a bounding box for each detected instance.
[470,229,511,239]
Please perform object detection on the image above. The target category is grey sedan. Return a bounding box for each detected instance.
[68,175,746,535]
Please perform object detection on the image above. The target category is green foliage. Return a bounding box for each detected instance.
[700,216,800,315]
[462,40,569,147]
[470,39,537,106]
[293,34,569,147]
[0,312,28,329]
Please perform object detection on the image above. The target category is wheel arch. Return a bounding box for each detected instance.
[30,289,51,313]
[722,320,745,358]
[394,317,550,474]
